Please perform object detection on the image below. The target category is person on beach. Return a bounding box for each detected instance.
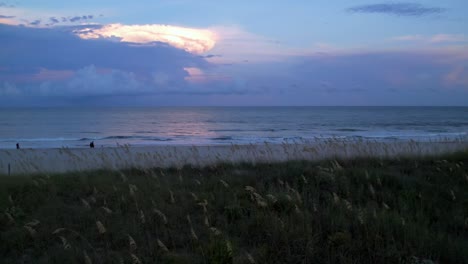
[16,143,20,149]
[90,141,95,148]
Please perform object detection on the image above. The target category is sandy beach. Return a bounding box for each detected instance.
[1,140,467,175]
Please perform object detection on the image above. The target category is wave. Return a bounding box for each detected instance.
[334,128,367,132]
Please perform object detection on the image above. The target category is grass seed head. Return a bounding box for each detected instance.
[169,190,175,204]
[81,198,91,209]
[128,235,137,251]
[96,221,106,234]
[190,192,199,201]
[245,186,256,192]
[219,179,230,188]
[157,239,169,252]
[59,236,71,250]
[5,212,15,224]
[130,254,141,264]
[153,209,168,225]
[246,252,256,264]
[84,250,92,264]
[190,227,199,241]
[24,225,37,237]
[100,206,113,214]
[209,227,222,236]
[204,215,210,227]
[139,210,146,224]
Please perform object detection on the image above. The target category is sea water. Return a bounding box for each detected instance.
[0,107,467,149]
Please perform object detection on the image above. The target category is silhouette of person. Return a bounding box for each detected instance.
[16,143,20,149]
[90,141,95,148]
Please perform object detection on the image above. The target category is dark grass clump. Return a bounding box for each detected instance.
[0,151,467,264]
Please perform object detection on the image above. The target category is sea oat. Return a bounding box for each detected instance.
[343,199,352,211]
[245,186,256,192]
[59,236,71,250]
[169,190,175,204]
[84,250,92,264]
[96,221,106,234]
[204,215,210,227]
[450,190,456,201]
[382,202,390,210]
[157,239,169,252]
[153,209,168,225]
[300,174,308,184]
[190,227,199,241]
[100,206,113,214]
[219,179,230,188]
[83,250,93,264]
[332,192,340,204]
[52,228,66,234]
[81,198,91,209]
[266,194,277,204]
[190,192,199,201]
[246,252,256,264]
[209,227,222,236]
[24,225,37,237]
[139,210,146,224]
[368,184,375,198]
[130,254,142,264]
[128,235,137,251]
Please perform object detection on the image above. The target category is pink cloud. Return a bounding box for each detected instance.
[444,66,468,88]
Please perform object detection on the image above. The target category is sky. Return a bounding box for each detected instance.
[0,0,467,106]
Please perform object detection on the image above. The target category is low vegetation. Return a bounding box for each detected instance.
[0,151,467,263]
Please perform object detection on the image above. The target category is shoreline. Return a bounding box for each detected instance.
[1,140,467,175]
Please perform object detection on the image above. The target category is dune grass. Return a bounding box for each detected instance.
[0,151,467,263]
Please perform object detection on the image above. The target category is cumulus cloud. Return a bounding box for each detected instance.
[0,23,211,99]
[347,2,445,16]
[75,24,216,54]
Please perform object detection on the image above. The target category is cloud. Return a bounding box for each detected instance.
[0,23,210,98]
[347,2,445,16]
[206,26,298,63]
[392,34,468,44]
[0,15,14,18]
[75,23,216,54]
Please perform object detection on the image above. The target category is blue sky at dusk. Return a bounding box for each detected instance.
[0,1,467,106]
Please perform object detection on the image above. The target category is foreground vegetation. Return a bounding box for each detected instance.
[1,151,467,264]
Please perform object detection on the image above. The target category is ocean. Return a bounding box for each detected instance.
[0,107,467,149]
